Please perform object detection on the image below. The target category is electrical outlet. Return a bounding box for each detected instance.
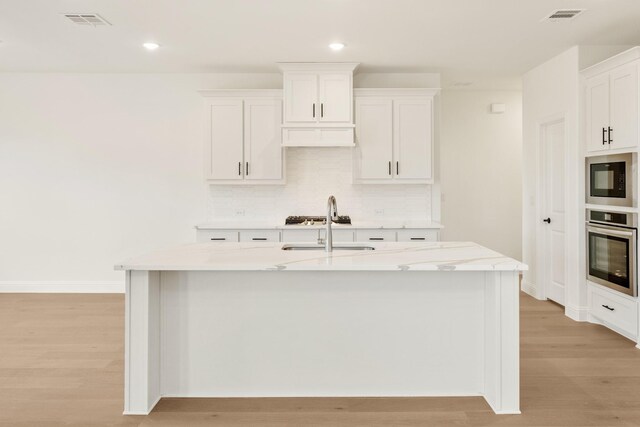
[374,209,385,216]
[235,209,245,216]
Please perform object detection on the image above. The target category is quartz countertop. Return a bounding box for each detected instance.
[115,241,526,272]
[195,220,444,230]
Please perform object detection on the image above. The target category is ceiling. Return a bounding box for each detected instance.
[1,0,640,88]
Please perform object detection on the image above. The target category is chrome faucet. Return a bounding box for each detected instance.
[325,195,338,252]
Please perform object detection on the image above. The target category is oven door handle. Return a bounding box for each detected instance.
[587,224,636,238]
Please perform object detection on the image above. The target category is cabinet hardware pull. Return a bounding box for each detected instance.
[252,237,267,241]
[602,304,615,311]
[321,103,324,118]
[602,127,606,145]
[238,162,241,176]
[246,162,249,175]
[369,237,384,241]
[388,161,392,175]
[543,218,551,224]
[210,238,226,241]
[608,127,613,144]
[410,237,426,241]
[313,104,315,118]
[396,161,399,175]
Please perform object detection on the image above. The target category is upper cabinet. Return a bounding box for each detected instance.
[201,90,285,185]
[279,63,359,147]
[353,89,438,184]
[583,49,640,153]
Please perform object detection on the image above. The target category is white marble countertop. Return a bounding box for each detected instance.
[195,220,444,230]
[115,241,526,272]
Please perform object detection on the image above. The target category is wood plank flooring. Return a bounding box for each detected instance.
[1,292,640,426]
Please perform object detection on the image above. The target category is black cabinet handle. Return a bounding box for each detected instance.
[312,104,315,118]
[410,237,426,241]
[246,162,249,176]
[369,237,384,241]
[252,237,267,241]
[396,161,399,175]
[321,103,324,118]
[210,237,226,241]
[602,127,606,145]
[543,218,551,224]
[238,162,241,176]
[608,127,613,144]
[388,161,391,176]
[602,304,615,311]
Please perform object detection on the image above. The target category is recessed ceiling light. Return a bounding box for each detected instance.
[329,42,345,51]
[143,42,160,51]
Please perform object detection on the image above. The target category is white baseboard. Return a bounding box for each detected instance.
[565,304,589,322]
[0,281,125,293]
[521,280,544,300]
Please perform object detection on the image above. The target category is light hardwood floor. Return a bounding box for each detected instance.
[1,292,640,426]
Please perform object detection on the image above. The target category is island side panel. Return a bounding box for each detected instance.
[483,271,520,414]
[159,270,486,398]
[124,270,161,415]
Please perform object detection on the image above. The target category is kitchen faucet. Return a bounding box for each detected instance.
[325,195,338,252]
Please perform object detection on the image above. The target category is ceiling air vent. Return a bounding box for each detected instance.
[543,9,585,22]
[63,13,111,26]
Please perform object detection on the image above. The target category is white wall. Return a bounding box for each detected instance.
[0,73,281,290]
[0,72,440,291]
[440,90,523,259]
[522,47,581,315]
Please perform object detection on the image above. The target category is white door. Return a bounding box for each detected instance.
[354,98,393,180]
[284,73,318,123]
[585,74,610,152]
[393,98,433,181]
[244,98,283,181]
[541,119,566,305]
[318,73,351,123]
[208,99,244,180]
[609,62,638,151]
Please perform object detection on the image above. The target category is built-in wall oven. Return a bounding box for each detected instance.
[586,209,637,296]
[586,153,635,207]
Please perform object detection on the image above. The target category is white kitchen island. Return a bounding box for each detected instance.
[115,241,526,415]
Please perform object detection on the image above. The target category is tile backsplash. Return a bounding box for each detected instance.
[207,147,432,222]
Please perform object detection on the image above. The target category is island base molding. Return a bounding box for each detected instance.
[124,270,520,415]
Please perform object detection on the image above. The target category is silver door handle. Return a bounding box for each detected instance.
[587,225,634,238]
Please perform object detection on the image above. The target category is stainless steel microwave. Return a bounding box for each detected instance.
[586,153,635,207]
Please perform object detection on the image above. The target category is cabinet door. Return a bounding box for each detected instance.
[585,74,610,153]
[284,73,318,123]
[355,229,397,242]
[393,98,433,181]
[609,62,638,150]
[207,99,244,180]
[354,98,393,180]
[318,73,352,123]
[244,99,283,181]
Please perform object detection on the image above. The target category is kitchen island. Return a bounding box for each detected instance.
[116,241,526,415]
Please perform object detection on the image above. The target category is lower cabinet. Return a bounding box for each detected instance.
[239,230,281,242]
[588,283,638,341]
[197,228,440,244]
[281,229,355,243]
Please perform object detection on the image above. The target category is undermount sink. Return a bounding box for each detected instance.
[282,244,375,251]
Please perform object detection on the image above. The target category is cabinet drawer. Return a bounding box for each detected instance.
[196,230,239,243]
[355,229,397,242]
[333,229,355,242]
[282,229,320,243]
[589,284,638,337]
[397,229,439,242]
[282,128,354,147]
[239,230,281,242]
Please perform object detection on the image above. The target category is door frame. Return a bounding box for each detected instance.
[536,114,569,305]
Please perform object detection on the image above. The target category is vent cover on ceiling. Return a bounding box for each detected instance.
[63,13,111,26]
[544,9,585,22]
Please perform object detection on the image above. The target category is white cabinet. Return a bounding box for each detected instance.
[588,283,638,341]
[584,56,639,153]
[239,230,281,242]
[355,229,397,242]
[353,89,437,184]
[397,229,439,242]
[281,229,355,243]
[202,90,284,184]
[279,63,359,147]
[196,230,239,243]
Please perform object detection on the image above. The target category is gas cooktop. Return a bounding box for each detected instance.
[285,215,352,226]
